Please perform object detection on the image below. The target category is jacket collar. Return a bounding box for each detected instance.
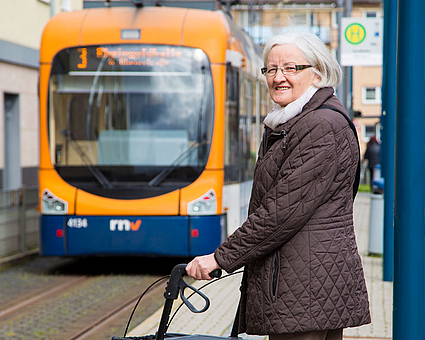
[272,87,336,134]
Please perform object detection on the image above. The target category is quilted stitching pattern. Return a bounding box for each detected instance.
[215,88,370,334]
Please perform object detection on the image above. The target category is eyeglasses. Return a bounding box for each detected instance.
[261,64,313,77]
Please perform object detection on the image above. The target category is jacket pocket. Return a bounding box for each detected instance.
[269,250,280,302]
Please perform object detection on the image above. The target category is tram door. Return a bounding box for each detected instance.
[3,94,21,190]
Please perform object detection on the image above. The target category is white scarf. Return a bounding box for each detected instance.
[264,86,319,130]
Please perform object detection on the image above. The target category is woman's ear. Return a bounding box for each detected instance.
[312,77,320,85]
[312,70,321,85]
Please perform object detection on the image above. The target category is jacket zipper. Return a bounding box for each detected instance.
[270,250,280,302]
[264,129,287,157]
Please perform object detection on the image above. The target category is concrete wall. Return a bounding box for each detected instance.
[0,187,39,258]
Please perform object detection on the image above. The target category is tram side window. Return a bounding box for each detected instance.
[224,66,255,184]
[242,80,255,181]
[224,66,240,183]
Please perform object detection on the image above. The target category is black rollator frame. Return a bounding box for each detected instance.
[112,264,232,340]
[157,264,222,340]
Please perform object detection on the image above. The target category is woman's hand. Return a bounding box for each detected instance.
[186,253,221,280]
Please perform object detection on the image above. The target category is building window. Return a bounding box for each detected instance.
[62,0,72,11]
[291,13,309,26]
[365,11,377,18]
[363,124,377,142]
[332,11,338,28]
[364,11,382,18]
[238,11,249,27]
[251,10,262,25]
[362,86,381,105]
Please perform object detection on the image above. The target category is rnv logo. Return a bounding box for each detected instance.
[110,219,142,231]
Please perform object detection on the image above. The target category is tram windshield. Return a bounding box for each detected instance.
[48,45,214,199]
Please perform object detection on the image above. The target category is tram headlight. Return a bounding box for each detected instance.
[42,189,68,215]
[187,189,217,215]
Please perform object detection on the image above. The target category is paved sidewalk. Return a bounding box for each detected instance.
[344,193,392,340]
[130,193,393,339]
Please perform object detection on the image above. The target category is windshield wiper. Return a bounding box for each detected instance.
[148,140,200,187]
[61,129,113,189]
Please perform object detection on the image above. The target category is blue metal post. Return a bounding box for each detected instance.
[381,0,396,282]
[393,0,425,337]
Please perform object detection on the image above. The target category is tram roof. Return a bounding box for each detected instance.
[40,5,262,75]
[82,0,381,8]
[83,0,281,10]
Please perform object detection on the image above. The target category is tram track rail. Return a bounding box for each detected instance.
[65,278,165,340]
[0,274,166,340]
[0,256,175,340]
[0,275,90,322]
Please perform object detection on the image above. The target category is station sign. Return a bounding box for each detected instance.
[341,18,383,66]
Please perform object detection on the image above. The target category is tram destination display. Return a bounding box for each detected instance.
[68,45,196,73]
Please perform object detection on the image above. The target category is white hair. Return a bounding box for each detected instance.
[263,32,342,88]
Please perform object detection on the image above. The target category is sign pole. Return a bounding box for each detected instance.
[381,0,396,283]
[336,0,352,115]
[344,0,352,117]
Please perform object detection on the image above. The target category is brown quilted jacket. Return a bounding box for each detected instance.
[215,87,371,334]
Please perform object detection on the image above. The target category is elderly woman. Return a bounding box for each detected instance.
[186,32,370,340]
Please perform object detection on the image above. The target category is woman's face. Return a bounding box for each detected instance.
[266,44,318,107]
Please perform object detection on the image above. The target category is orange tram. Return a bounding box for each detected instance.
[39,2,270,257]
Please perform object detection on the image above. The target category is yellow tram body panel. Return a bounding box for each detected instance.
[38,64,53,170]
[40,7,231,65]
[38,169,224,216]
[180,170,224,216]
[205,64,226,171]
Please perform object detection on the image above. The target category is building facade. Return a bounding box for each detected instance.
[0,0,83,190]
[230,0,383,156]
